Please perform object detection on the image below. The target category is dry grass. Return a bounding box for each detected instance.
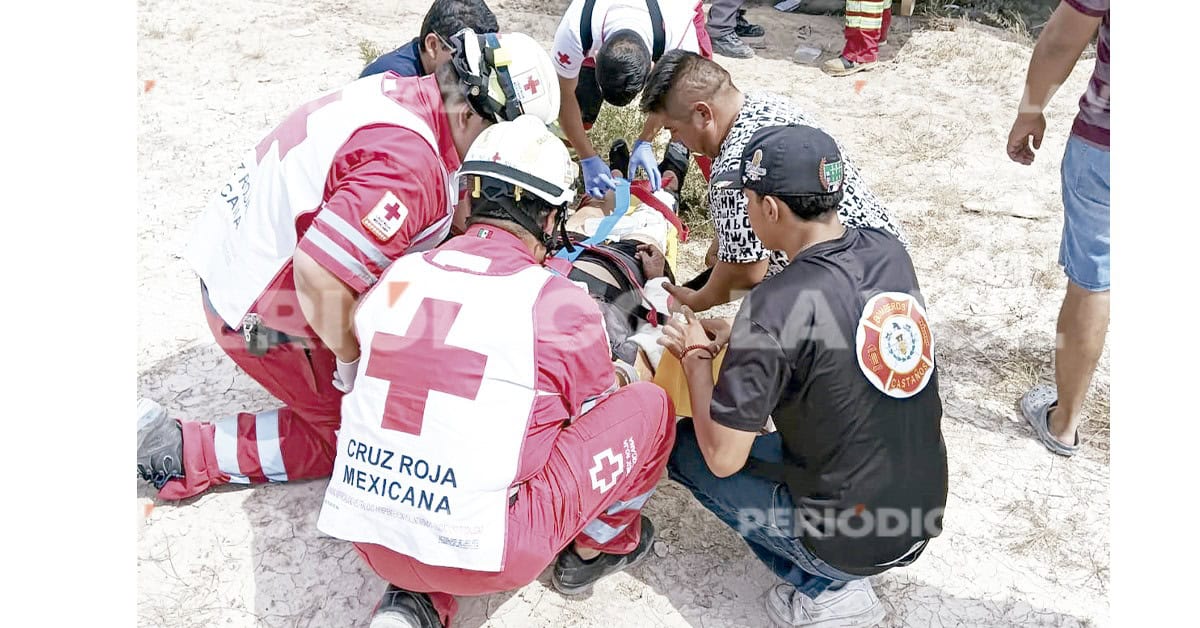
[234,35,266,61]
[585,103,712,233]
[918,0,1057,37]
[358,40,384,66]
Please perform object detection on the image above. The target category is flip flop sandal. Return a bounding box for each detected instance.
[1020,384,1080,457]
[609,139,631,179]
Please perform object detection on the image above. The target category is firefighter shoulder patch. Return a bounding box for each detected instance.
[361,191,408,242]
[854,292,935,399]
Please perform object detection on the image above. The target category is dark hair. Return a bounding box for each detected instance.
[596,30,651,107]
[640,49,732,115]
[421,0,499,52]
[776,190,844,221]
[434,60,469,111]
[466,176,557,234]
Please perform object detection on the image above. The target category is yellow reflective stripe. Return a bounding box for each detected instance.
[847,0,888,11]
[883,0,893,10]
[847,16,884,29]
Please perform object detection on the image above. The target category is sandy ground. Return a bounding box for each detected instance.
[137,1,1109,626]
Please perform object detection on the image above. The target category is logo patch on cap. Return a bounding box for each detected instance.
[744,149,767,182]
[819,157,844,192]
[855,292,935,399]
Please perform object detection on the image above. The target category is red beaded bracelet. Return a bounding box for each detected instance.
[681,344,714,360]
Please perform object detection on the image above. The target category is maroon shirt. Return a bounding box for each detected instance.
[1065,0,1109,149]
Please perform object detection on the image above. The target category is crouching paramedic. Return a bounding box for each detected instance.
[135,30,562,500]
[315,115,677,628]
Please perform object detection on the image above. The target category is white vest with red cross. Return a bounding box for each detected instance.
[184,73,455,330]
[317,246,552,572]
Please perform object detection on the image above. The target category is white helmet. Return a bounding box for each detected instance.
[448,29,561,125]
[459,114,577,206]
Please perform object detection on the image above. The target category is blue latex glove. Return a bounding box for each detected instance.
[581,155,617,199]
[629,140,662,191]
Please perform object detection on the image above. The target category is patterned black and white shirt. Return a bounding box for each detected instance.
[710,91,906,276]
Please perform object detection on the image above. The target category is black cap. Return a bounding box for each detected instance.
[713,124,845,197]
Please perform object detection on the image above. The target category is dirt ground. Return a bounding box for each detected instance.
[137,1,1110,626]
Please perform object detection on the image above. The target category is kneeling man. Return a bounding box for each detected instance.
[659,125,947,628]
[316,115,677,628]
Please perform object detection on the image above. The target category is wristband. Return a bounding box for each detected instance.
[681,344,714,361]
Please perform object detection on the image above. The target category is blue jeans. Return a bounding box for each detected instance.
[1060,135,1111,292]
[667,419,863,599]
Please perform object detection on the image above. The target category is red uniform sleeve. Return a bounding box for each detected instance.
[297,124,450,294]
[532,276,615,423]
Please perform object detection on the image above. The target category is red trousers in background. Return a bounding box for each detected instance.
[843,0,894,64]
[157,292,344,500]
[354,382,677,627]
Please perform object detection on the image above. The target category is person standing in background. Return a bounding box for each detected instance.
[1007,0,1109,457]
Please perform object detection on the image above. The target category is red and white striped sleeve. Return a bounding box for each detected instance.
[297,124,450,294]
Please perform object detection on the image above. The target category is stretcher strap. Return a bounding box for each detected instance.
[629,181,689,242]
[556,178,631,263]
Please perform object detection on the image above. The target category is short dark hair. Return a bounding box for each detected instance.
[774,190,844,221]
[421,0,499,52]
[596,30,651,107]
[640,49,732,116]
[467,185,557,235]
[435,59,469,110]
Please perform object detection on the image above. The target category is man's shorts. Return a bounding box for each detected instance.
[1059,134,1110,292]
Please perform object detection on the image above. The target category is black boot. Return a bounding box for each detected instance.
[369,585,442,628]
[137,398,184,489]
[736,9,765,38]
[552,515,656,595]
[609,139,631,179]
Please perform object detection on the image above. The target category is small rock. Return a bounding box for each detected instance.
[653,540,669,558]
[290,28,311,38]
[793,45,822,65]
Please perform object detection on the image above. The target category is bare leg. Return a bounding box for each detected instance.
[574,544,602,560]
[1048,281,1110,445]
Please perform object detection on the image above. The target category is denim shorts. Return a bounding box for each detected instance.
[1059,135,1111,291]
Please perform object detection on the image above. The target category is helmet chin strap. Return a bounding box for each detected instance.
[473,178,570,252]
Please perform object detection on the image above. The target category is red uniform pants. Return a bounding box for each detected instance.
[842,0,894,64]
[353,382,677,627]
[157,292,344,500]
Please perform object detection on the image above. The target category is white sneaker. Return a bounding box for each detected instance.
[766,579,885,627]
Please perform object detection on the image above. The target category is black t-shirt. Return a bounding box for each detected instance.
[711,226,948,576]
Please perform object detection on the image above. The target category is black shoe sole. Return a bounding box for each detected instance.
[609,139,630,180]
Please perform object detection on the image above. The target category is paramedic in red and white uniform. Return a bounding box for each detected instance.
[134,31,563,500]
[552,0,714,199]
[315,115,677,628]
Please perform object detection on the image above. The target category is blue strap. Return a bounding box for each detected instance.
[557,178,631,263]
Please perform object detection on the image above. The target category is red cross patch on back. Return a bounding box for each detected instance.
[362,191,408,242]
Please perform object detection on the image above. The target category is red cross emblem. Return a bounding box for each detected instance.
[383,202,403,221]
[557,52,571,66]
[491,152,502,162]
[588,448,624,494]
[365,298,488,435]
[255,90,342,162]
[523,74,540,95]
